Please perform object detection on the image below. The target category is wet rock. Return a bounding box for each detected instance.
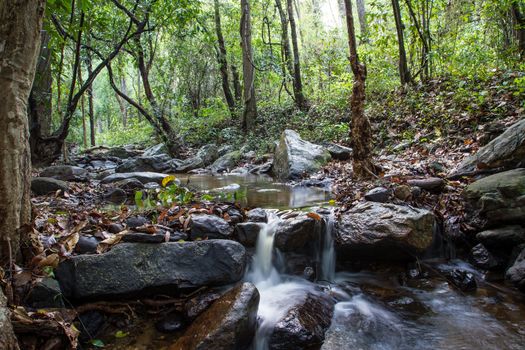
[169,232,189,242]
[274,215,317,252]
[75,236,99,254]
[470,243,500,270]
[210,151,242,173]
[155,312,186,333]
[96,168,115,180]
[144,182,160,190]
[406,177,445,191]
[126,216,148,229]
[114,178,144,191]
[324,143,353,160]
[31,177,68,195]
[506,246,525,291]
[105,146,139,159]
[107,223,124,234]
[177,144,219,172]
[40,165,89,182]
[365,187,390,203]
[184,289,224,320]
[250,161,273,174]
[235,222,261,247]
[303,267,315,282]
[463,168,525,227]
[437,267,477,292]
[121,232,166,243]
[116,154,172,173]
[269,293,335,350]
[56,241,247,300]
[394,185,412,201]
[335,202,435,261]
[190,214,233,239]
[101,171,169,185]
[24,278,65,309]
[171,282,259,350]
[476,225,525,250]
[273,130,331,180]
[247,208,267,223]
[450,119,525,176]
[143,143,168,157]
[103,188,127,204]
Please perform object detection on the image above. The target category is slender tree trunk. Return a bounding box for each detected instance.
[0,0,44,264]
[86,48,96,146]
[287,0,308,110]
[116,76,128,127]
[240,0,257,132]
[79,64,87,148]
[392,0,411,85]
[356,0,368,40]
[343,0,375,179]
[214,0,236,113]
[275,0,295,94]
[28,31,52,138]
[511,2,525,59]
[231,64,242,102]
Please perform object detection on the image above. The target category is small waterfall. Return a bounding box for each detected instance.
[320,212,336,282]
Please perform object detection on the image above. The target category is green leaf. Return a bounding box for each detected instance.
[115,330,129,338]
[90,339,105,348]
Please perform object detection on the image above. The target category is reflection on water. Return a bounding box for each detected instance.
[173,173,332,209]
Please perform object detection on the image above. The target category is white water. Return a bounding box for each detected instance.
[320,213,336,282]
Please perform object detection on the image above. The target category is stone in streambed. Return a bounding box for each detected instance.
[506,246,525,292]
[274,214,318,252]
[247,208,267,223]
[170,282,259,350]
[55,241,247,300]
[101,172,169,185]
[406,177,445,191]
[235,222,262,247]
[31,177,69,195]
[40,165,89,182]
[190,214,233,239]
[364,187,390,203]
[476,225,525,250]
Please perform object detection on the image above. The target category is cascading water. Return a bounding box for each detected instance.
[319,212,336,282]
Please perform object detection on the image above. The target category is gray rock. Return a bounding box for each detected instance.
[116,154,172,173]
[75,236,99,254]
[218,145,234,157]
[476,226,525,249]
[247,208,267,223]
[273,130,331,180]
[450,119,525,176]
[190,214,234,239]
[114,178,144,191]
[394,185,412,201]
[0,289,18,348]
[197,144,219,165]
[126,216,148,229]
[250,161,273,174]
[274,215,318,252]
[101,172,169,185]
[470,243,499,270]
[103,188,127,204]
[364,187,390,203]
[31,177,68,195]
[235,223,262,247]
[406,177,445,191]
[269,292,335,350]
[121,232,166,243]
[506,246,525,291]
[335,202,435,261]
[463,168,525,227]
[143,143,168,157]
[55,241,247,300]
[24,278,65,309]
[172,282,259,350]
[89,160,118,170]
[210,151,242,173]
[324,143,353,160]
[41,165,89,182]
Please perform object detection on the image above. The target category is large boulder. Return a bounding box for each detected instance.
[450,118,525,176]
[210,151,242,173]
[143,143,168,157]
[274,215,318,252]
[177,144,219,173]
[170,282,259,350]
[505,246,525,291]
[476,225,525,250]
[101,172,168,185]
[273,130,331,180]
[40,165,89,182]
[334,202,435,261]
[323,143,353,161]
[116,154,172,173]
[269,292,335,350]
[55,241,247,300]
[31,177,68,195]
[190,214,234,239]
[463,168,525,228]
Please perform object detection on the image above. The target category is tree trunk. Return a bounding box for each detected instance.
[28,31,52,138]
[287,0,307,110]
[79,64,87,148]
[511,2,525,59]
[356,0,368,40]
[392,0,411,85]
[231,64,242,102]
[240,0,257,132]
[275,0,294,94]
[0,288,19,350]
[214,0,236,113]
[343,0,375,179]
[116,76,128,127]
[0,0,44,264]
[87,49,96,146]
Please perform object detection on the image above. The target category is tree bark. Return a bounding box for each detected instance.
[86,48,96,146]
[343,0,375,179]
[0,288,19,350]
[511,2,525,59]
[116,76,128,127]
[214,0,236,113]
[356,0,368,40]
[0,0,45,263]
[392,0,411,85]
[240,0,257,132]
[275,0,294,93]
[231,64,242,102]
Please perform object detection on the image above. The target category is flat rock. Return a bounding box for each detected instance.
[190,214,234,239]
[324,143,353,160]
[170,282,259,350]
[101,172,169,185]
[116,154,172,173]
[406,177,444,191]
[143,143,168,157]
[335,202,435,261]
[476,225,525,250]
[40,165,89,182]
[55,241,247,300]
[247,208,267,223]
[31,177,68,195]
[273,130,331,180]
[274,215,318,252]
[210,151,242,173]
[235,223,262,247]
[364,187,390,203]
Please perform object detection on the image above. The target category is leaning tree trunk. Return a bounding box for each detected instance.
[240,0,257,132]
[343,0,375,179]
[392,0,411,85]
[214,0,236,113]
[0,1,45,347]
